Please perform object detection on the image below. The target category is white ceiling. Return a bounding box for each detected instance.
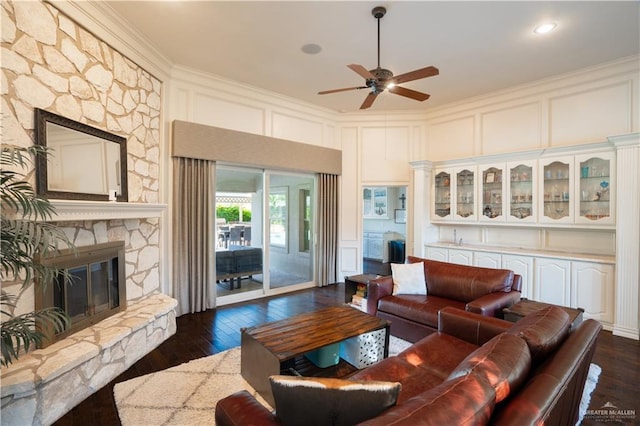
[104,1,639,113]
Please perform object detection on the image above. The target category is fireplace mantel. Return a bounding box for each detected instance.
[48,200,167,221]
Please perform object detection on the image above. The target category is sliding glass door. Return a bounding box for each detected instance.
[215,166,265,304]
[267,173,314,291]
[214,166,315,305]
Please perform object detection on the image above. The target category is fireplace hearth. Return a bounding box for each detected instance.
[36,241,126,347]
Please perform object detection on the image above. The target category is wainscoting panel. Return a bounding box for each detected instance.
[549,81,632,146]
[426,115,475,161]
[361,126,411,183]
[193,92,266,135]
[481,102,542,154]
[272,111,325,146]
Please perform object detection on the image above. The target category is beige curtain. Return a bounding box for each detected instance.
[172,157,216,315]
[316,173,339,286]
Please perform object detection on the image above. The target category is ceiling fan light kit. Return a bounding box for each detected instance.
[318,5,439,110]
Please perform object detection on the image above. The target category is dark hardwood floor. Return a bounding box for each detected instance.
[55,283,639,425]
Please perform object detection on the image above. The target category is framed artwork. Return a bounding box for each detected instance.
[394,209,406,224]
[485,172,495,183]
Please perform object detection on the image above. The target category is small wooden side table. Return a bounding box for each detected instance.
[344,274,381,313]
[503,298,584,330]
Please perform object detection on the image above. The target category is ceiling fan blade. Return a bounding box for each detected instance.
[388,86,430,101]
[392,66,439,85]
[318,86,368,95]
[360,92,378,109]
[348,64,376,80]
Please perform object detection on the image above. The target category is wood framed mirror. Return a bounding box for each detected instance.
[34,108,128,202]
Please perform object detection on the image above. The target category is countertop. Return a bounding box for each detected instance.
[426,242,615,264]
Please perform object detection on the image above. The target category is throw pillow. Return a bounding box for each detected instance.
[391,262,426,295]
[269,375,401,426]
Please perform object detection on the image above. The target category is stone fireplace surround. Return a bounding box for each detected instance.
[0,201,175,425]
[0,293,177,425]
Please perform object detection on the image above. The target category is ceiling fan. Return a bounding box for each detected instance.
[318,6,439,110]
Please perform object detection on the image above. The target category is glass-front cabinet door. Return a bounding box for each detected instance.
[575,152,615,225]
[480,165,504,221]
[507,161,536,223]
[455,168,476,220]
[540,157,573,224]
[433,170,451,220]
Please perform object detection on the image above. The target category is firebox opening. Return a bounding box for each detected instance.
[36,241,126,347]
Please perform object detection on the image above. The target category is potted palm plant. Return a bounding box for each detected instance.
[1,144,71,366]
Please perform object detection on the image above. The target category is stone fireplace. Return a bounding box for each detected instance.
[36,241,127,347]
[0,202,174,426]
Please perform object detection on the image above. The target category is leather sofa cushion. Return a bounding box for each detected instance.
[377,294,465,328]
[350,356,443,403]
[448,333,531,403]
[506,306,571,363]
[408,256,514,303]
[397,333,479,380]
[358,374,496,426]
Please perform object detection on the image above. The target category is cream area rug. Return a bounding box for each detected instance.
[114,336,410,425]
[114,337,598,426]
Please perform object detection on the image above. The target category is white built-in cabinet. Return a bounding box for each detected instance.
[479,163,506,222]
[507,161,537,223]
[432,167,477,222]
[539,156,574,224]
[574,152,615,226]
[449,249,473,265]
[363,232,384,260]
[431,149,615,228]
[474,251,501,269]
[571,262,615,324]
[501,254,534,300]
[424,244,614,329]
[426,246,448,262]
[534,258,572,306]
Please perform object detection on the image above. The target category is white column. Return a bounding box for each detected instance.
[611,133,640,340]
[410,161,438,258]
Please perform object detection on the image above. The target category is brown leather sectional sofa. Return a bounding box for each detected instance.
[367,256,523,342]
[216,306,602,425]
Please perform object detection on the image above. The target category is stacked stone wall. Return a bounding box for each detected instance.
[1,0,163,314]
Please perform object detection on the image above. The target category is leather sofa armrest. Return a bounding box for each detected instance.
[215,390,278,426]
[438,307,513,346]
[511,274,523,292]
[365,276,394,316]
[466,290,521,318]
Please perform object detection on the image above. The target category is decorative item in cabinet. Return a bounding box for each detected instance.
[541,158,572,223]
[455,168,475,219]
[508,163,535,221]
[481,166,503,220]
[577,153,614,224]
[433,171,451,219]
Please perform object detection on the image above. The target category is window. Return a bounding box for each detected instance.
[299,187,311,252]
[269,187,288,248]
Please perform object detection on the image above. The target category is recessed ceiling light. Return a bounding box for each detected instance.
[301,43,322,55]
[534,22,557,34]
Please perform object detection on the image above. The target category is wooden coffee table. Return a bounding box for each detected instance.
[241,306,390,406]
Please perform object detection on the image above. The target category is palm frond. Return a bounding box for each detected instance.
[0,307,70,366]
[0,143,74,365]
